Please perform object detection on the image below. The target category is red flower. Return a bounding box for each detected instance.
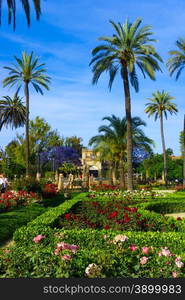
[104,225,110,230]
[177,217,182,221]
[65,214,71,220]
[109,211,118,218]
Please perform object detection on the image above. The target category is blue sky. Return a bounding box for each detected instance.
[0,0,185,155]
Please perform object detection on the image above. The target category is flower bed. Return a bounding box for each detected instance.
[0,190,40,213]
[1,192,185,278]
[57,200,185,232]
[1,228,185,278]
[88,189,165,203]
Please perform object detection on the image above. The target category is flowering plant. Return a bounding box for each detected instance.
[58,200,182,232]
[0,190,40,213]
[41,183,58,198]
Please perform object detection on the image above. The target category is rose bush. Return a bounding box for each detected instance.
[0,190,40,213]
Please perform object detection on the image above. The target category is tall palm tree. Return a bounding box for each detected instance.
[90,18,162,190]
[89,115,154,188]
[0,0,41,29]
[3,51,51,176]
[167,38,185,187]
[145,90,178,185]
[0,93,26,130]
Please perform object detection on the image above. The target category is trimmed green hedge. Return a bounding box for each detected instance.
[1,227,185,278]
[137,198,185,214]
[29,193,88,227]
[0,204,46,245]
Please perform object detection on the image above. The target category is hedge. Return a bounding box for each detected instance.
[1,191,185,278]
[1,228,185,278]
[0,204,46,245]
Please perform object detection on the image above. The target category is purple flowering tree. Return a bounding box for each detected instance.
[40,146,81,171]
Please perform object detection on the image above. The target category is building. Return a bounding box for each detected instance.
[81,148,102,177]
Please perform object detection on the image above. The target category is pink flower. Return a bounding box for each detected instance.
[33,234,46,243]
[55,242,79,254]
[175,257,184,268]
[142,247,149,255]
[140,256,148,265]
[160,247,172,257]
[54,249,59,255]
[172,271,178,278]
[129,245,138,251]
[69,244,79,253]
[61,254,72,261]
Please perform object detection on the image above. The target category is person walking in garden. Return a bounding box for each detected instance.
[0,174,8,193]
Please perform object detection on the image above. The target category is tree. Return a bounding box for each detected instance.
[167,38,185,187]
[40,146,81,172]
[0,93,26,130]
[138,150,183,182]
[5,116,64,174]
[0,0,41,29]
[145,90,178,185]
[90,18,162,190]
[89,115,154,188]
[65,136,83,155]
[3,51,51,176]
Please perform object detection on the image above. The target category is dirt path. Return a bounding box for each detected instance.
[165,212,185,218]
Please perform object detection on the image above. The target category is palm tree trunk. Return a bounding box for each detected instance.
[109,162,114,185]
[122,66,133,190]
[119,159,125,189]
[160,113,167,185]
[24,81,30,177]
[183,115,185,187]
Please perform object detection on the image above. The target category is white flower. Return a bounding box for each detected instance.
[85,263,102,277]
[112,234,129,244]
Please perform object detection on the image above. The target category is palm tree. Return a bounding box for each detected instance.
[89,115,154,188]
[90,18,162,190]
[145,90,178,185]
[0,0,41,29]
[3,51,51,176]
[0,93,26,130]
[89,139,116,185]
[167,38,185,187]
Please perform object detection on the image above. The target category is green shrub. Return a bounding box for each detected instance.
[1,191,185,278]
[1,228,185,278]
[11,177,42,193]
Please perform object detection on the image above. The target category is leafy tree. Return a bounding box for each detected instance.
[167,40,185,186]
[90,18,162,190]
[89,115,154,188]
[0,93,26,130]
[0,0,41,29]
[145,90,178,185]
[138,150,183,182]
[65,136,83,155]
[3,51,51,176]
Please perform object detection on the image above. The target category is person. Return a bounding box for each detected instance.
[0,174,3,193]
[0,174,8,193]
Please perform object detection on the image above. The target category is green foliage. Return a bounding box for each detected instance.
[0,93,26,130]
[1,192,185,278]
[0,204,45,245]
[1,228,185,278]
[138,151,183,180]
[11,177,42,193]
[59,162,79,176]
[0,0,41,29]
